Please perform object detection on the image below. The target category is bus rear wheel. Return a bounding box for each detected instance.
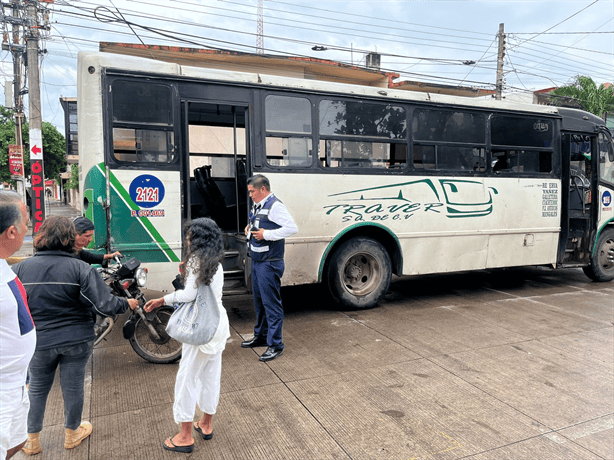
[583,228,614,282]
[327,237,391,309]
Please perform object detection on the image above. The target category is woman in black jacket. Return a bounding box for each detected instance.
[12,216,138,456]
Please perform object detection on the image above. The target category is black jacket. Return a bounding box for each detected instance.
[79,249,105,265]
[12,250,128,350]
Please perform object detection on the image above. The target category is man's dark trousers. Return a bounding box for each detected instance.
[252,259,285,349]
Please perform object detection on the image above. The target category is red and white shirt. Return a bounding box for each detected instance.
[1,259,36,390]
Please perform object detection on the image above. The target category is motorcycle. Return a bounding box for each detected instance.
[94,256,182,364]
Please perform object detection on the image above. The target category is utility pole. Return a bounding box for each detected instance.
[26,0,45,232]
[12,0,25,204]
[1,1,27,203]
[11,0,23,148]
[2,0,51,230]
[495,23,505,101]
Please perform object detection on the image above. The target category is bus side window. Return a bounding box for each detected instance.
[491,150,551,173]
[113,128,175,163]
[110,80,176,165]
[412,109,485,172]
[492,150,510,172]
[319,99,406,170]
[414,145,436,170]
[389,144,407,168]
[265,137,313,167]
[265,95,313,168]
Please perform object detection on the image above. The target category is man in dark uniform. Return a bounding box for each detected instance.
[241,175,298,362]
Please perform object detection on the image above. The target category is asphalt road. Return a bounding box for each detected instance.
[12,263,613,460]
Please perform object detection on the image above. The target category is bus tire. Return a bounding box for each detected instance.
[583,228,614,282]
[327,237,391,309]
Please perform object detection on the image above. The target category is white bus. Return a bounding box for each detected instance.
[77,52,614,309]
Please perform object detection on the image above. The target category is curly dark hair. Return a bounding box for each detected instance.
[33,216,76,253]
[181,218,224,287]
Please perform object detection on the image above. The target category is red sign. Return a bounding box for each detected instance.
[8,145,24,177]
[31,159,45,233]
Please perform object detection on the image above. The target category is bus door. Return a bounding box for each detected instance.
[596,129,614,239]
[560,133,597,265]
[180,91,252,294]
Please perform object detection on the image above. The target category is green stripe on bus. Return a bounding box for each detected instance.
[105,166,180,263]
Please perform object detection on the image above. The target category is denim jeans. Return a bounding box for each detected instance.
[27,340,94,433]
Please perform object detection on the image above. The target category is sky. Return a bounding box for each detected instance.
[1,0,612,135]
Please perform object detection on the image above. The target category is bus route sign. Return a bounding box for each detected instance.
[129,174,166,209]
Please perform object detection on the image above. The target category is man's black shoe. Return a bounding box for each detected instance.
[241,336,267,348]
[259,347,284,362]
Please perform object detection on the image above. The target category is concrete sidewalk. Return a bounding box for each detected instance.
[7,201,613,460]
[11,266,614,460]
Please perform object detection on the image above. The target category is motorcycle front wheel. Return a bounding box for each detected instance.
[129,307,182,364]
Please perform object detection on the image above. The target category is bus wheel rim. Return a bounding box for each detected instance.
[342,253,380,296]
[598,236,614,272]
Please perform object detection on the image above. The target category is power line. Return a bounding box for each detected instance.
[510,35,613,73]
[266,0,494,38]
[513,30,614,35]
[514,0,602,46]
[53,0,611,81]
[51,8,598,93]
[53,8,486,65]
[55,2,493,56]
[23,0,614,137]
[506,38,613,80]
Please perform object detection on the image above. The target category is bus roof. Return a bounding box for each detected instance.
[557,107,606,132]
[80,51,566,117]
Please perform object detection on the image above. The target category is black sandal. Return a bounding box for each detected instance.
[193,422,214,440]
[163,437,194,453]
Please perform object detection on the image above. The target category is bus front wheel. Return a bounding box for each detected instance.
[583,228,614,282]
[327,237,391,309]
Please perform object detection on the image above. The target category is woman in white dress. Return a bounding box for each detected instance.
[144,218,230,454]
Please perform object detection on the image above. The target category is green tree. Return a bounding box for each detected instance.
[550,76,614,118]
[0,106,67,184]
[66,163,79,190]
[0,106,18,183]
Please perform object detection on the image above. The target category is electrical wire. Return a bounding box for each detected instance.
[266,0,494,38]
[53,4,492,57]
[86,0,498,47]
[5,0,611,132]
[516,0,602,46]
[505,37,612,80]
[54,0,609,88]
[53,8,486,65]
[511,35,613,73]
